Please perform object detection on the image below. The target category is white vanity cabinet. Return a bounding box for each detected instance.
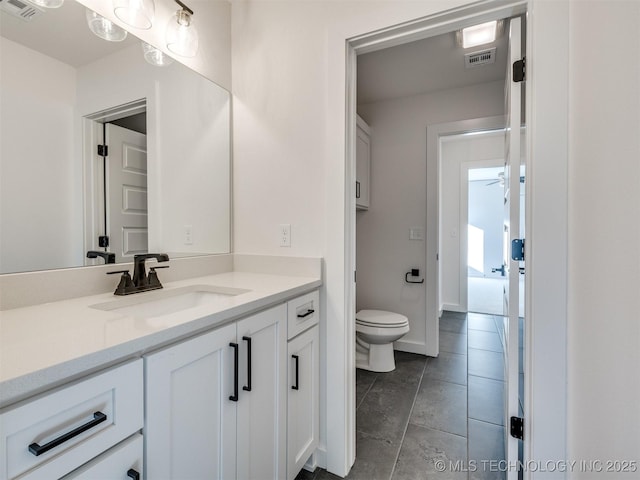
[0,360,143,480]
[286,291,320,480]
[144,303,287,480]
[356,115,371,210]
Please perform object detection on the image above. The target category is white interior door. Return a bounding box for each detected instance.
[503,16,523,479]
[106,124,148,263]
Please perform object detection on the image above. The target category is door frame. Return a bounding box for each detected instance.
[82,99,147,265]
[431,117,505,326]
[339,1,569,478]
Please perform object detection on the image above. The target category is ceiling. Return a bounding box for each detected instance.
[0,0,137,67]
[357,23,509,105]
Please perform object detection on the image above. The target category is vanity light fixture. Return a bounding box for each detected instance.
[29,0,64,8]
[113,0,155,30]
[142,42,174,67]
[461,20,498,48]
[165,0,198,58]
[86,9,128,42]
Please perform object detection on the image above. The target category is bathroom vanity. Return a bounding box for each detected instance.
[0,268,321,480]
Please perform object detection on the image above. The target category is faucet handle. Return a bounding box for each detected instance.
[148,266,169,288]
[108,270,134,296]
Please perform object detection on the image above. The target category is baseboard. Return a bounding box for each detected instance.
[312,446,327,470]
[394,339,427,355]
[442,303,466,313]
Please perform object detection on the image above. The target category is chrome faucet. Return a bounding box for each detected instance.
[107,253,170,295]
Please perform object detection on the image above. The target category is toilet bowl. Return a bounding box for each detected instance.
[355,310,410,372]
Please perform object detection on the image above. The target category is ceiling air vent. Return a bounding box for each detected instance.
[0,0,44,22]
[465,47,496,68]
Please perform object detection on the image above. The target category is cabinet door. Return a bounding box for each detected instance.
[236,304,287,480]
[145,323,237,480]
[61,434,143,480]
[356,116,371,210]
[287,325,320,480]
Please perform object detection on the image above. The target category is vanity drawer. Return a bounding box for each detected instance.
[0,360,143,480]
[61,434,143,480]
[287,290,320,340]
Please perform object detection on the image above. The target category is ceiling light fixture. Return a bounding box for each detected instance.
[29,0,64,8]
[461,20,497,49]
[86,9,128,42]
[165,0,198,58]
[113,0,155,30]
[142,42,174,67]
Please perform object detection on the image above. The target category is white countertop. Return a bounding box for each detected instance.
[0,271,321,409]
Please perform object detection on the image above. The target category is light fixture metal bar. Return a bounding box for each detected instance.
[174,0,193,15]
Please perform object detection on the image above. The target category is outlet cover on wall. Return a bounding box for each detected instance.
[409,227,424,241]
[280,224,291,247]
[184,225,193,245]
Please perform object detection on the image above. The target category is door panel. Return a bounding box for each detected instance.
[503,16,523,479]
[106,124,147,262]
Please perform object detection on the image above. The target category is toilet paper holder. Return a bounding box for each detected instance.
[405,269,424,284]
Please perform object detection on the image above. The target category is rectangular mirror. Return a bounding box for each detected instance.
[0,0,231,274]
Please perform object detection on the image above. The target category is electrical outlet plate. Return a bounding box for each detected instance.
[280,224,291,247]
[184,225,193,245]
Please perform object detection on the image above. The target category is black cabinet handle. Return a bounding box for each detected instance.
[28,411,107,456]
[356,181,361,199]
[297,309,315,318]
[292,355,299,390]
[229,342,239,402]
[242,336,252,392]
[127,469,140,480]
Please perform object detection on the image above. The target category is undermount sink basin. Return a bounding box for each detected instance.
[90,284,250,319]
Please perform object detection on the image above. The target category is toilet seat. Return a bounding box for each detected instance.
[356,310,408,328]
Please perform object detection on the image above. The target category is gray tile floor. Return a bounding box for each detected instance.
[297,311,506,480]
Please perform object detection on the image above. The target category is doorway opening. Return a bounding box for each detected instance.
[348,8,527,478]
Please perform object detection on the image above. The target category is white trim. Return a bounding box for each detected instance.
[441,303,467,313]
[429,115,505,337]
[394,339,427,355]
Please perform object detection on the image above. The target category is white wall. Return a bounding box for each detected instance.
[468,179,503,277]
[0,38,81,273]
[438,130,504,312]
[355,83,504,352]
[76,0,231,91]
[567,0,640,473]
[231,1,478,474]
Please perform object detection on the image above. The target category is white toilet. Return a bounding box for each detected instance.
[355,310,410,372]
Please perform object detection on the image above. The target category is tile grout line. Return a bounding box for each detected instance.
[356,374,379,411]
[387,357,429,480]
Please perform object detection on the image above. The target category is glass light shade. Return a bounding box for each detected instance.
[30,0,64,8]
[113,0,154,30]
[142,42,174,67]
[86,9,128,42]
[462,20,497,48]
[165,9,198,57]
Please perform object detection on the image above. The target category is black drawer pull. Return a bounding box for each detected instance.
[242,336,252,392]
[297,309,315,319]
[28,411,107,456]
[127,469,140,480]
[292,355,299,390]
[229,342,239,402]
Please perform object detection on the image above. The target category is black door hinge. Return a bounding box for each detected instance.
[97,144,108,157]
[510,416,524,440]
[513,57,525,82]
[511,239,525,261]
